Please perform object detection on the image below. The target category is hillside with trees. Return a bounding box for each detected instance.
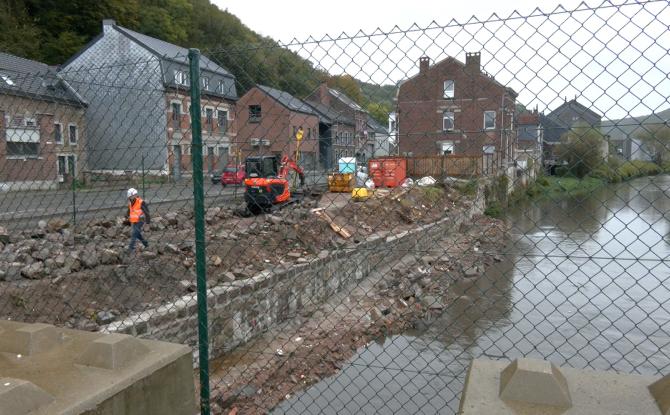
[0,0,393,123]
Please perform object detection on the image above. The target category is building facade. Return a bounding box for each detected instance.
[305,84,370,168]
[235,85,319,169]
[61,19,237,181]
[396,52,517,171]
[0,52,86,190]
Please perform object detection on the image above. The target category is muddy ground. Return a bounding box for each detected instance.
[0,182,477,331]
[207,215,509,414]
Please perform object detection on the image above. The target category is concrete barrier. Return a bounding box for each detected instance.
[0,320,196,415]
[460,357,669,414]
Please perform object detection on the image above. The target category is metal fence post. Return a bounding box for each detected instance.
[188,48,211,415]
[141,153,146,198]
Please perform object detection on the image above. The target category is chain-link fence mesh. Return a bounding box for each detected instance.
[0,1,669,414]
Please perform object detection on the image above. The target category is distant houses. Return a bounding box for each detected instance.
[0,52,87,190]
[60,19,238,181]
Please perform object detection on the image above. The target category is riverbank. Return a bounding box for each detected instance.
[208,215,509,414]
[484,161,670,217]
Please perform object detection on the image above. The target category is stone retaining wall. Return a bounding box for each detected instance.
[102,188,485,363]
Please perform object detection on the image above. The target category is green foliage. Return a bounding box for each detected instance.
[0,0,393,114]
[421,186,444,204]
[590,160,662,183]
[637,124,670,165]
[484,201,503,218]
[366,102,391,125]
[555,125,607,178]
[455,179,478,196]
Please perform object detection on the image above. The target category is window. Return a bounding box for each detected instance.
[217,110,228,132]
[174,70,187,86]
[25,118,37,127]
[201,77,209,91]
[205,108,214,131]
[443,80,454,98]
[218,80,227,94]
[171,103,181,128]
[54,123,62,143]
[443,111,455,131]
[68,124,77,145]
[441,141,454,155]
[484,111,496,130]
[292,126,297,138]
[308,128,312,139]
[249,105,261,122]
[1,74,15,86]
[7,142,39,157]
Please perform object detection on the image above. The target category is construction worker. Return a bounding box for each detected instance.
[125,188,150,253]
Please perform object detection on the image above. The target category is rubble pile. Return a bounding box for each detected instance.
[0,183,478,330]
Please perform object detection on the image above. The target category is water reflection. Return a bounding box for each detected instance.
[276,176,670,415]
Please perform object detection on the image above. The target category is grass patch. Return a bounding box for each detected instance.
[589,160,662,183]
[454,179,478,196]
[520,176,605,201]
[484,201,503,218]
[422,186,444,203]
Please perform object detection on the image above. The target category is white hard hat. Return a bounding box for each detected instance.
[127,188,138,198]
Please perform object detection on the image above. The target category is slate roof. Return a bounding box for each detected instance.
[257,85,317,115]
[367,117,388,134]
[0,52,85,106]
[328,87,364,111]
[115,26,233,78]
[304,101,355,125]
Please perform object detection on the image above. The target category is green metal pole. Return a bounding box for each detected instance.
[188,48,211,415]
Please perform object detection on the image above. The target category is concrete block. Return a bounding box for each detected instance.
[499,358,572,408]
[0,320,196,415]
[649,374,670,415]
[76,333,150,370]
[0,377,54,414]
[459,358,663,415]
[0,321,63,355]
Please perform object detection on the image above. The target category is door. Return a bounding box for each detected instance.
[218,146,229,170]
[57,156,66,182]
[207,146,215,174]
[173,145,182,181]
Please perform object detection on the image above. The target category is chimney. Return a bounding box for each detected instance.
[102,19,116,34]
[419,57,430,75]
[318,83,330,106]
[465,52,481,73]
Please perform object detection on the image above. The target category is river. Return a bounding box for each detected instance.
[274,175,670,414]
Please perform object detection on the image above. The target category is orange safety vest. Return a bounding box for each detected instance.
[128,197,144,223]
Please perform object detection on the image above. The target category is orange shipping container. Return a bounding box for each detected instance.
[368,157,407,188]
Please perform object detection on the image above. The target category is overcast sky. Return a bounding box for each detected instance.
[212,0,670,119]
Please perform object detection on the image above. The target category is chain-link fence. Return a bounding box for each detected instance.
[1,1,669,414]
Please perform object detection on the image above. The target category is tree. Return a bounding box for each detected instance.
[366,102,391,125]
[555,124,607,178]
[637,124,670,165]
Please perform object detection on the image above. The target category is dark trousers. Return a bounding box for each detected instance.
[129,222,148,251]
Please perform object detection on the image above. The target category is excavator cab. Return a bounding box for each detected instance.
[245,155,278,179]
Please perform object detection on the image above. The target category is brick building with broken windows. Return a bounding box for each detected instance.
[0,52,86,191]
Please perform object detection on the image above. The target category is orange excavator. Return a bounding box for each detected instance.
[243,154,305,214]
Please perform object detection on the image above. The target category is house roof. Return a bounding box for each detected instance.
[547,99,602,122]
[327,87,365,111]
[257,85,317,116]
[114,25,233,78]
[0,52,86,106]
[366,117,388,134]
[303,100,355,125]
[398,55,518,98]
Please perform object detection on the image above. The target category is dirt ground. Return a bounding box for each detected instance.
[0,183,478,331]
[207,215,509,414]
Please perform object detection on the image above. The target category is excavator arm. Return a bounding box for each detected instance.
[279,156,305,186]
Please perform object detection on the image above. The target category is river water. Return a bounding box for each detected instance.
[275,175,670,414]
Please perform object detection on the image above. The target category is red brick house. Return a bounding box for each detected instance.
[396,52,517,170]
[0,52,86,191]
[235,85,320,169]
